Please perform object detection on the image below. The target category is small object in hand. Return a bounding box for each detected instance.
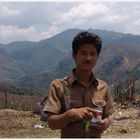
[90,107,103,126]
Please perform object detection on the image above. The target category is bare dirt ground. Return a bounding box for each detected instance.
[0,106,140,138]
[102,105,140,138]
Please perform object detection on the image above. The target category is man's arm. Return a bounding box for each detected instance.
[47,111,71,130]
[47,107,97,130]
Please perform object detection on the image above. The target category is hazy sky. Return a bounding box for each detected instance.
[0,2,140,43]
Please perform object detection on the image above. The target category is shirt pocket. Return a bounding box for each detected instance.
[91,98,106,108]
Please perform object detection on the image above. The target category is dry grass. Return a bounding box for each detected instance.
[0,107,139,138]
[0,109,60,138]
[102,107,140,138]
[0,92,44,111]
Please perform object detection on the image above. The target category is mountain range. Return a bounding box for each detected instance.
[0,28,139,95]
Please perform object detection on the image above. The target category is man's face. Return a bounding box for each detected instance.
[73,44,98,72]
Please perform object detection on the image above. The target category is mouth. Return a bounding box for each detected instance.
[83,62,93,65]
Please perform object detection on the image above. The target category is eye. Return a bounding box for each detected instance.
[79,51,87,56]
[90,52,97,56]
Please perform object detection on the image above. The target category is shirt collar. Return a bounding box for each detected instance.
[67,68,98,86]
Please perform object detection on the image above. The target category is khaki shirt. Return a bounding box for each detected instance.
[43,71,115,138]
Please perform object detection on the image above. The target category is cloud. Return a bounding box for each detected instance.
[132,19,140,26]
[51,2,140,35]
[96,14,128,25]
[0,2,140,43]
[49,3,122,34]
[54,3,108,27]
[62,3,108,19]
[0,25,36,43]
[0,3,59,28]
[0,3,20,17]
[0,24,56,43]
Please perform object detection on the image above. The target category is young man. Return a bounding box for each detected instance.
[43,31,115,138]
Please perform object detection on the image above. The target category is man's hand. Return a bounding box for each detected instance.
[88,117,110,133]
[47,107,97,130]
[68,107,97,121]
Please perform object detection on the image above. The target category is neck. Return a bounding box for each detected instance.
[75,68,92,84]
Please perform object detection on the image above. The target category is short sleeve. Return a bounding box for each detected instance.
[103,85,115,118]
[43,79,63,114]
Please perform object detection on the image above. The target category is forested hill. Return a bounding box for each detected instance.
[0,28,140,95]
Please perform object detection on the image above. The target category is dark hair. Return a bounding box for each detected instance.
[72,31,102,56]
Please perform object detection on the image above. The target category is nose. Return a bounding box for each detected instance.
[86,54,92,60]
